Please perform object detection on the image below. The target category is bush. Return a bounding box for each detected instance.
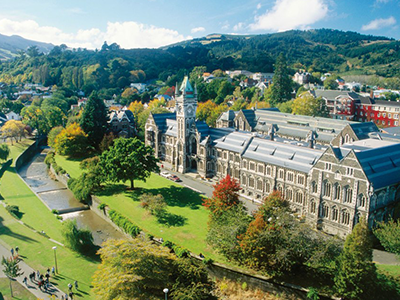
[140,193,166,216]
[98,203,107,210]
[68,177,91,203]
[147,233,154,241]
[56,215,63,220]
[162,240,175,249]
[202,258,214,266]
[6,205,21,219]
[172,245,190,258]
[108,210,141,238]
[51,209,59,215]
[44,151,55,168]
[61,219,95,254]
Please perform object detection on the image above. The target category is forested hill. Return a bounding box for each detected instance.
[0,29,399,93]
[0,33,54,60]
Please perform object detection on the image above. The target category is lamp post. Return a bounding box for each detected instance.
[163,288,169,300]
[52,246,58,273]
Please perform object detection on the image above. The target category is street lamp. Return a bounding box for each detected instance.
[163,288,169,300]
[52,246,58,274]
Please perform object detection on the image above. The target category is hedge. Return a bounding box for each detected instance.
[108,209,141,238]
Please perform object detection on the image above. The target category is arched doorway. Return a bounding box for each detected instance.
[191,159,197,171]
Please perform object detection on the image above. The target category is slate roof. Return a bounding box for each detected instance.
[219,110,237,121]
[313,90,361,101]
[348,122,379,140]
[341,139,400,189]
[152,113,176,131]
[213,131,323,173]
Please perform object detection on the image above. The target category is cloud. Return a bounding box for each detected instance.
[256,3,262,10]
[191,27,205,34]
[375,0,391,3]
[250,0,329,32]
[0,18,191,49]
[233,22,245,31]
[67,7,86,15]
[361,16,396,30]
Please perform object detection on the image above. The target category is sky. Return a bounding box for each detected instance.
[0,0,399,49]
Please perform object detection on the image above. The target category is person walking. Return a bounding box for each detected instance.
[15,246,19,254]
[23,276,28,286]
[68,283,72,291]
[51,266,55,275]
[69,292,74,299]
[10,248,14,257]
[36,270,40,280]
[74,280,78,290]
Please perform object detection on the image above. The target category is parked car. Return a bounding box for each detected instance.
[160,171,171,178]
[169,175,182,182]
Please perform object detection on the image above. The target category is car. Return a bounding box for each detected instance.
[169,175,182,182]
[160,171,171,178]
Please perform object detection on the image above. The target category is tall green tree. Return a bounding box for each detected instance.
[99,138,159,189]
[374,219,400,255]
[61,219,95,254]
[80,91,109,148]
[291,94,329,117]
[269,53,293,106]
[334,220,376,299]
[0,144,10,161]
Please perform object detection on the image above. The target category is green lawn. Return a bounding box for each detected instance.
[0,140,98,299]
[54,155,226,262]
[377,264,400,278]
[0,278,36,300]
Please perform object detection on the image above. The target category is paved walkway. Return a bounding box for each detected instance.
[0,243,66,299]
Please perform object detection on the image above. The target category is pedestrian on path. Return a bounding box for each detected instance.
[37,270,40,279]
[68,283,72,291]
[23,276,28,286]
[51,266,55,275]
[15,246,19,254]
[10,248,14,256]
[65,293,69,300]
[69,292,74,299]
[74,280,78,290]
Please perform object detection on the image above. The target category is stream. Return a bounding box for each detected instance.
[18,148,125,245]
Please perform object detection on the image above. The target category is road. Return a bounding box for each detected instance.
[160,164,260,214]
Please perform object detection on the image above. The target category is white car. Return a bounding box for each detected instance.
[160,171,171,178]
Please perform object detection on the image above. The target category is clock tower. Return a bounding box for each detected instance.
[175,76,197,173]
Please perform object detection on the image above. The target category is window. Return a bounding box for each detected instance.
[265,182,271,193]
[223,152,227,159]
[320,203,329,218]
[334,183,341,200]
[325,162,332,171]
[297,175,305,185]
[341,210,350,225]
[286,189,293,201]
[323,181,331,198]
[267,166,272,176]
[344,188,353,203]
[310,201,316,214]
[311,181,317,194]
[241,175,247,185]
[358,194,366,207]
[395,114,399,119]
[383,113,386,118]
[257,180,263,191]
[346,167,354,176]
[249,162,255,171]
[371,113,374,117]
[235,155,240,163]
[258,164,264,173]
[389,113,392,118]
[278,169,284,179]
[332,206,339,221]
[287,172,294,182]
[396,121,399,126]
[243,161,247,169]
[229,153,234,161]
[383,121,386,125]
[295,191,303,204]
[277,185,283,195]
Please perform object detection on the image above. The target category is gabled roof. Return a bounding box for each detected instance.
[219,110,237,121]
[347,122,379,140]
[152,113,176,131]
[341,139,400,189]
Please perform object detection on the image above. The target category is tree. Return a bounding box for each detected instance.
[292,94,329,117]
[21,106,49,135]
[47,126,64,149]
[323,76,339,90]
[374,219,400,255]
[0,144,10,161]
[140,193,166,216]
[269,53,293,106]
[128,101,144,123]
[203,175,242,216]
[99,138,159,189]
[2,256,23,297]
[0,120,26,144]
[61,219,95,254]
[54,123,90,157]
[92,239,214,300]
[196,100,228,127]
[334,220,377,299]
[80,91,109,148]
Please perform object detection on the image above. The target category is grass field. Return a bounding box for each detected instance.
[0,140,98,299]
[54,154,226,261]
[0,278,36,300]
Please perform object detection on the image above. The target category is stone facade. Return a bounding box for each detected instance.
[146,78,400,238]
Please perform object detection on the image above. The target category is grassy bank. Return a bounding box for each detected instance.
[0,140,98,299]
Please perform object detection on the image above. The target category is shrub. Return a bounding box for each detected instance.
[98,203,107,210]
[68,177,91,203]
[172,245,190,258]
[162,240,175,249]
[6,205,21,219]
[51,209,59,214]
[56,215,63,220]
[140,193,166,216]
[108,210,141,238]
[202,258,214,266]
[61,219,95,254]
[147,233,154,241]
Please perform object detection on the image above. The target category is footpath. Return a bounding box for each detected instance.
[0,243,67,299]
